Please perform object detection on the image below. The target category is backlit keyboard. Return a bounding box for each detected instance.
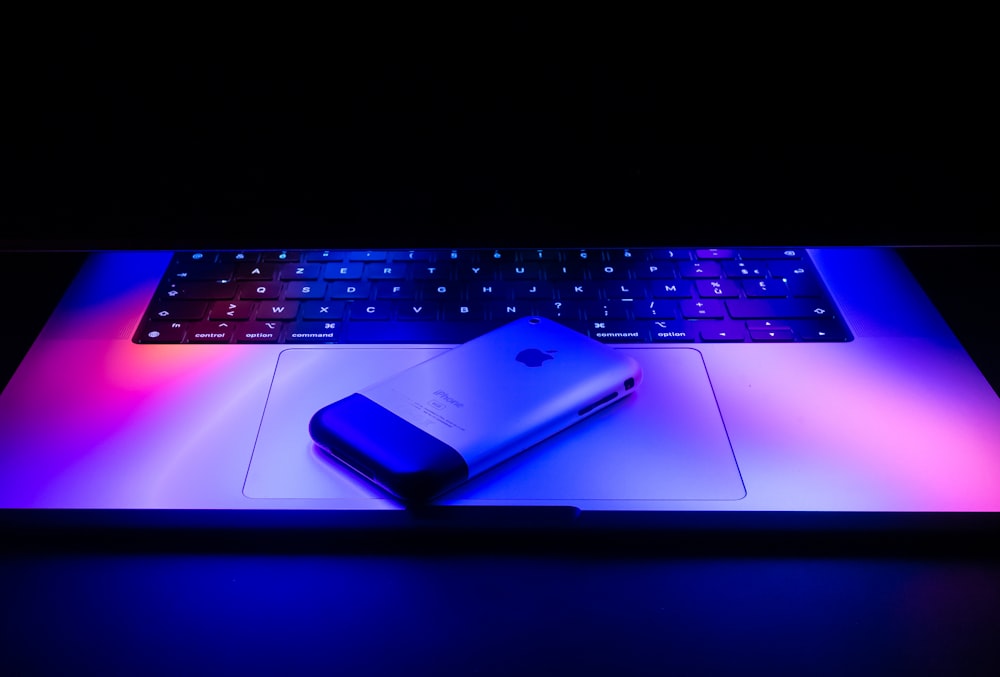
[133,248,852,344]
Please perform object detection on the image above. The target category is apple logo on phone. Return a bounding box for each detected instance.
[516,348,556,367]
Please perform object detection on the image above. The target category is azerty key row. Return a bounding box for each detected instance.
[161,276,820,304]
[169,258,811,283]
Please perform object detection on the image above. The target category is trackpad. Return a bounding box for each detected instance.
[245,347,745,503]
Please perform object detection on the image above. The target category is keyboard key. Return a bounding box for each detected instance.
[396,303,438,320]
[489,301,534,320]
[365,262,409,280]
[162,280,238,300]
[556,282,599,300]
[426,284,461,300]
[722,261,766,278]
[329,281,371,299]
[284,282,327,299]
[681,299,726,319]
[726,299,835,319]
[256,301,300,321]
[188,322,235,343]
[583,301,632,320]
[285,321,342,343]
[443,303,485,321]
[606,249,644,263]
[301,301,346,320]
[324,262,364,280]
[603,281,644,300]
[305,250,348,262]
[739,248,802,260]
[485,249,514,262]
[695,279,740,298]
[534,300,579,321]
[262,251,301,262]
[678,261,721,278]
[177,252,215,263]
[149,301,208,321]
[374,281,415,299]
[696,248,736,260]
[346,301,391,320]
[636,262,677,279]
[549,263,588,280]
[346,321,487,344]
[137,323,188,343]
[279,263,321,280]
[511,281,554,299]
[503,262,540,279]
[633,299,677,319]
[649,320,698,342]
[587,321,649,343]
[784,276,823,297]
[767,261,815,280]
[210,301,253,320]
[518,248,560,262]
[235,262,276,280]
[234,322,283,342]
[463,263,499,283]
[700,324,747,341]
[651,281,692,299]
[649,249,693,261]
[349,251,387,261]
[749,328,795,342]
[788,321,850,342]
[392,250,434,263]
[746,320,791,332]
[171,258,234,281]
[413,264,453,281]
[591,263,630,280]
[742,278,789,298]
[240,282,281,300]
[469,282,508,301]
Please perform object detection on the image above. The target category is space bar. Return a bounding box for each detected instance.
[343,322,492,344]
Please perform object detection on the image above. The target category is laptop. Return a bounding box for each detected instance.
[2,244,999,536]
[2,27,997,536]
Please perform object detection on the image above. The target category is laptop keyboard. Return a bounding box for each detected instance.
[133,248,852,344]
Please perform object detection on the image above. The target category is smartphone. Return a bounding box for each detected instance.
[308,316,643,502]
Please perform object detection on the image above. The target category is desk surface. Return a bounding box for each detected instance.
[3,546,1000,675]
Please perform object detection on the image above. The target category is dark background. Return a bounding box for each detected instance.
[3,13,999,675]
[2,12,995,250]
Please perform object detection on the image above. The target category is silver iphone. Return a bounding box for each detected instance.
[309,316,643,502]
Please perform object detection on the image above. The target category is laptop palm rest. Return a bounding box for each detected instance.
[245,347,745,504]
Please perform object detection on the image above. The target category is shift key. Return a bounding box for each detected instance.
[148,301,208,321]
[726,299,833,319]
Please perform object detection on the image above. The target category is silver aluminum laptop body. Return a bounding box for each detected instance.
[1,247,999,522]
